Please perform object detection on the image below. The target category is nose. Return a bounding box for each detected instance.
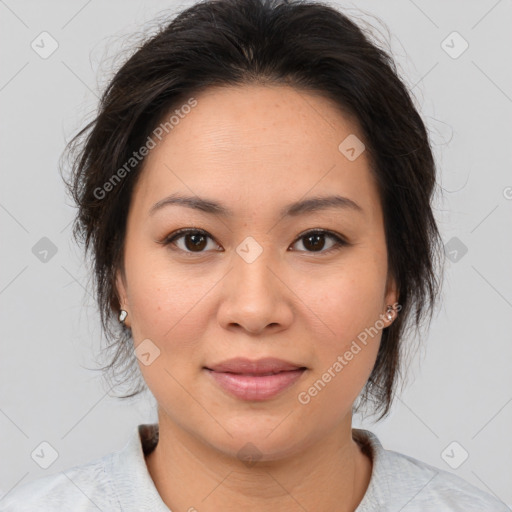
[217,249,294,335]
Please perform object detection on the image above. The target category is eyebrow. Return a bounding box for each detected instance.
[149,193,363,218]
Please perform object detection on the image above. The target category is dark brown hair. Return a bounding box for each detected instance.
[61,0,444,421]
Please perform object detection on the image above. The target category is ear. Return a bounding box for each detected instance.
[115,269,127,306]
[383,273,400,325]
[115,269,130,328]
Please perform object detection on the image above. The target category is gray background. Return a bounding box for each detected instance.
[1,0,511,507]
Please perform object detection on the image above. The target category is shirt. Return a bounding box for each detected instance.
[0,423,509,511]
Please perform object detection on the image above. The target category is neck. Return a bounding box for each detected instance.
[145,414,372,512]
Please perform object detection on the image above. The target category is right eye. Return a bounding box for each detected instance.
[162,228,222,255]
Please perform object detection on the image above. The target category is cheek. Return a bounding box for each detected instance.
[125,247,218,356]
[295,267,385,418]
[130,276,205,344]
[293,257,386,406]
[296,258,386,345]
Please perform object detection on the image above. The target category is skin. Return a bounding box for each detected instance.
[116,84,398,512]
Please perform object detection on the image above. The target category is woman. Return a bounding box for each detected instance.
[1,0,508,510]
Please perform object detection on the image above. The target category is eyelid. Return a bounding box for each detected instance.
[160,227,349,254]
[290,229,349,254]
[294,228,349,246]
[159,227,220,251]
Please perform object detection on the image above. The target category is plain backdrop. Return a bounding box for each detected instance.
[0,0,511,507]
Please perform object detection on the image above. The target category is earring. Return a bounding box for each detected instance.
[119,310,128,324]
[385,305,394,321]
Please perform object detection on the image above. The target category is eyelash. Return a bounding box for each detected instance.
[160,227,348,256]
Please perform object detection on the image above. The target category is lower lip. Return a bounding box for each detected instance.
[205,368,306,401]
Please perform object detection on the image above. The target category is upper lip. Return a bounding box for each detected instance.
[205,357,306,375]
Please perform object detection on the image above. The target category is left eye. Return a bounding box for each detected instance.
[161,228,347,255]
[290,230,347,253]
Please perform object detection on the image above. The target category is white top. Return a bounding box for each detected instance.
[0,424,509,511]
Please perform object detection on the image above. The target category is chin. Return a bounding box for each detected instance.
[200,418,311,463]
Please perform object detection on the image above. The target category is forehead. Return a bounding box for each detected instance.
[130,84,380,222]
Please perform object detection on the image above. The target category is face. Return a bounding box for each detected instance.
[116,84,398,461]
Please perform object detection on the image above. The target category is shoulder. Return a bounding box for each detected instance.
[386,448,509,511]
[353,429,510,512]
[0,453,120,512]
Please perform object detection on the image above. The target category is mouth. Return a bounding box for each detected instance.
[204,357,308,401]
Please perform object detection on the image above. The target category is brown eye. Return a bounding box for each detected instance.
[182,232,208,251]
[290,230,347,254]
[163,229,220,254]
[162,228,347,256]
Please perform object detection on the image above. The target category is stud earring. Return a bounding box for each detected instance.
[119,310,128,324]
[385,305,394,321]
